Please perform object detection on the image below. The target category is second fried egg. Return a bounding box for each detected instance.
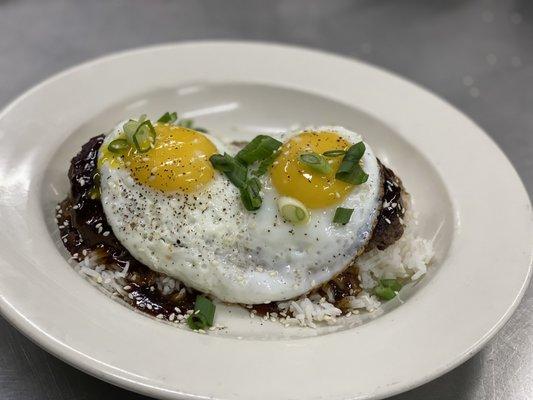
[241,126,382,302]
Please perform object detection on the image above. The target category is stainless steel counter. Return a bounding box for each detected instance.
[0,1,531,399]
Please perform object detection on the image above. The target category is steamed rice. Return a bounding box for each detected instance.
[70,216,433,329]
[276,221,434,327]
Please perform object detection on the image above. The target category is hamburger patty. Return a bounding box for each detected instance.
[367,161,406,251]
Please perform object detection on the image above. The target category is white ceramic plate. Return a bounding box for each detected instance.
[0,42,531,400]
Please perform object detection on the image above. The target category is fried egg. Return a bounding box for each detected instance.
[99,122,381,304]
[239,126,382,302]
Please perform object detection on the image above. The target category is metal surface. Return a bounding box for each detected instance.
[0,0,531,399]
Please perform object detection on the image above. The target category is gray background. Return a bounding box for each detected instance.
[0,0,531,399]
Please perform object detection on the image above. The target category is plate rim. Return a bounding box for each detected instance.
[0,40,531,400]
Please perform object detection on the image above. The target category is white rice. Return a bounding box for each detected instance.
[70,216,433,330]
[357,221,434,289]
[277,217,434,327]
[277,294,343,328]
[72,251,194,326]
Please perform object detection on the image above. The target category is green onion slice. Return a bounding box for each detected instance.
[374,279,403,300]
[253,150,279,176]
[108,138,130,153]
[248,176,261,194]
[277,196,310,225]
[374,285,396,300]
[335,142,368,185]
[338,165,368,185]
[236,135,282,165]
[299,152,332,174]
[132,120,157,153]
[323,149,346,157]
[240,177,262,211]
[209,153,234,172]
[225,163,247,189]
[333,207,354,224]
[210,153,265,211]
[209,153,248,189]
[157,111,178,124]
[156,112,208,133]
[186,295,216,330]
[380,278,402,292]
[123,115,147,144]
[123,120,139,139]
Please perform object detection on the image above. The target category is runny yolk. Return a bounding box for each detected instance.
[270,131,354,209]
[101,124,218,193]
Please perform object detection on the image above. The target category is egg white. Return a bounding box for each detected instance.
[99,123,382,304]
[240,126,382,301]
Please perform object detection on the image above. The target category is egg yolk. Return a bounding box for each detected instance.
[101,124,218,193]
[270,131,355,209]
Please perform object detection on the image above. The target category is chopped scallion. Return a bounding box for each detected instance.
[277,196,310,225]
[299,152,332,174]
[236,135,282,165]
[380,278,402,292]
[323,149,346,157]
[210,136,282,211]
[374,285,396,300]
[186,295,216,330]
[374,279,403,300]
[157,111,178,124]
[108,138,130,153]
[339,165,368,185]
[209,153,233,172]
[123,115,147,146]
[333,207,354,224]
[209,153,248,189]
[335,142,368,185]
[132,120,156,153]
[123,120,140,139]
[253,150,279,176]
[240,177,262,211]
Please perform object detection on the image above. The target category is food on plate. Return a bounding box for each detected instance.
[56,112,433,331]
